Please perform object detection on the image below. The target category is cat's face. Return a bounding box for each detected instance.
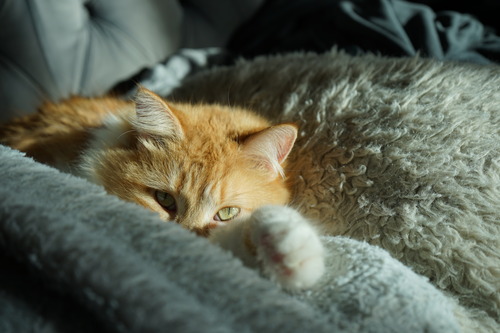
[83,89,297,235]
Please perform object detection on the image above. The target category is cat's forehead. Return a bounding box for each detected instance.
[142,138,240,186]
[172,159,276,209]
[143,152,259,206]
[175,103,269,134]
[174,134,239,166]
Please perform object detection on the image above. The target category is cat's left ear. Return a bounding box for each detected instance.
[242,124,298,179]
[132,88,184,140]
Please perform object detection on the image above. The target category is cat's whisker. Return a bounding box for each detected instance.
[117,129,136,140]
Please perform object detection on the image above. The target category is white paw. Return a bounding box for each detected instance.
[249,205,325,290]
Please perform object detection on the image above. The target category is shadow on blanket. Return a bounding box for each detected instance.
[1,144,461,333]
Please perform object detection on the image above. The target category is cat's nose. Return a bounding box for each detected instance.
[175,209,210,231]
[191,222,218,237]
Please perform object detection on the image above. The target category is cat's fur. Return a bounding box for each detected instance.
[0,88,324,289]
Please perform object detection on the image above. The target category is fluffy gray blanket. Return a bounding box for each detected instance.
[0,145,459,332]
[1,50,499,332]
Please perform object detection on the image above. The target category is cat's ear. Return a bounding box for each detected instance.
[132,88,184,139]
[242,124,298,179]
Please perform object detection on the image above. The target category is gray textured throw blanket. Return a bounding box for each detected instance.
[0,144,460,332]
[3,48,500,333]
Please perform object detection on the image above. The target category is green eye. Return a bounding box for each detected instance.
[155,191,177,212]
[215,207,240,221]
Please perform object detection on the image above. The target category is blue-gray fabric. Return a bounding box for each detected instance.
[228,0,500,64]
[2,1,499,121]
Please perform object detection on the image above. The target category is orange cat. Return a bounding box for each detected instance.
[0,88,324,289]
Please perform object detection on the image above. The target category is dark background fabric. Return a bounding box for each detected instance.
[227,0,500,64]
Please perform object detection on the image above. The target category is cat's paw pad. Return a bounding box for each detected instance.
[249,206,324,290]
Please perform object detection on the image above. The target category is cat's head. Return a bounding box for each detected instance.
[83,88,297,235]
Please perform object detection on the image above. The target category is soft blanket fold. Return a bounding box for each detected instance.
[0,145,460,332]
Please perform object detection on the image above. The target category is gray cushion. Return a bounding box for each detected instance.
[0,0,263,121]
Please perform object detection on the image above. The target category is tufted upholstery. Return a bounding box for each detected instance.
[0,0,263,121]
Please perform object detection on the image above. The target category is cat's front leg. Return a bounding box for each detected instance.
[209,206,325,290]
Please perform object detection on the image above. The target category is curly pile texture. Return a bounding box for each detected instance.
[172,50,500,331]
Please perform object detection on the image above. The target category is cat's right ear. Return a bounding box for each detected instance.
[132,88,184,140]
[242,124,298,179]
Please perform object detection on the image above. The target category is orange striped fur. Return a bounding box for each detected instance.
[0,89,297,235]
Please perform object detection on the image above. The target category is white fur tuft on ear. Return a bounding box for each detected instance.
[132,88,184,139]
[242,124,298,178]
